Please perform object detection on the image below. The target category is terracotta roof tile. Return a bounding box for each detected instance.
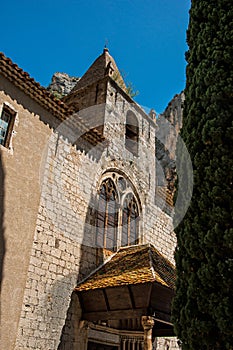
[0,52,70,120]
[0,52,105,145]
[75,244,176,292]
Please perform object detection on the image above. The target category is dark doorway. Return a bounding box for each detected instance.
[88,341,118,350]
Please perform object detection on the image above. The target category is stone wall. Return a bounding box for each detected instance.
[0,76,59,350]
[104,80,176,262]
[0,51,181,349]
[11,78,177,349]
[63,77,108,113]
[154,337,181,350]
[14,134,97,349]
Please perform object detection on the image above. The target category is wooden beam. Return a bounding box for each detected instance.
[82,308,147,322]
[127,285,136,309]
[152,310,171,324]
[103,289,110,311]
[153,317,173,326]
[153,328,175,337]
[146,283,152,307]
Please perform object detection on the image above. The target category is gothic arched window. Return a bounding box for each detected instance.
[96,178,118,251]
[125,111,139,156]
[96,173,140,251]
[121,194,139,247]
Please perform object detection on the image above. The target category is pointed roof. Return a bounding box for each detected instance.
[72,48,127,92]
[75,244,176,292]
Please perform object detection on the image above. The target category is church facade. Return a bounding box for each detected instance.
[0,49,182,349]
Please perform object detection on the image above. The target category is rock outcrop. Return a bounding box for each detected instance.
[155,92,184,210]
[47,72,80,98]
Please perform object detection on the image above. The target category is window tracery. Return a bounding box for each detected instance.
[96,172,140,251]
[122,194,139,247]
[96,178,118,251]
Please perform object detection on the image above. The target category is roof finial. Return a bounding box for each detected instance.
[104,39,109,52]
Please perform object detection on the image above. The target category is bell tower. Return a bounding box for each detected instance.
[63,47,127,112]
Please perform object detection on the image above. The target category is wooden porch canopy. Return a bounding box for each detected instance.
[74,244,176,337]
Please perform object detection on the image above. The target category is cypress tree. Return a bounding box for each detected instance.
[172,1,233,349]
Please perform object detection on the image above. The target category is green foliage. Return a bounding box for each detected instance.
[125,81,139,98]
[112,70,139,98]
[172,1,233,349]
[50,90,64,99]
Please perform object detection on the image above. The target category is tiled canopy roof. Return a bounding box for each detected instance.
[75,244,176,292]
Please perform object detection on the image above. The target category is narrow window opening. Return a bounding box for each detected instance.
[0,105,16,148]
[96,179,118,251]
[121,194,139,247]
[125,111,139,156]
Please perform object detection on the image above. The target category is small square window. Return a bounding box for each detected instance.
[0,105,16,148]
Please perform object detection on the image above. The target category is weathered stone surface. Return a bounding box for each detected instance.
[1,50,181,350]
[47,72,80,98]
[155,92,184,208]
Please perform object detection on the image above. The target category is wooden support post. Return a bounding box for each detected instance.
[141,316,154,350]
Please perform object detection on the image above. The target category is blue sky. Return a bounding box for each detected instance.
[1,0,191,114]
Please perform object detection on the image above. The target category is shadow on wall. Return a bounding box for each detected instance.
[38,122,107,349]
[0,150,5,296]
[78,191,105,280]
[58,192,104,349]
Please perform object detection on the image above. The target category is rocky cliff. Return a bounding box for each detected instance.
[47,72,80,98]
[155,92,184,210]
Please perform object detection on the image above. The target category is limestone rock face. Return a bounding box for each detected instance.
[156,92,184,159]
[47,72,80,98]
[156,92,184,195]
